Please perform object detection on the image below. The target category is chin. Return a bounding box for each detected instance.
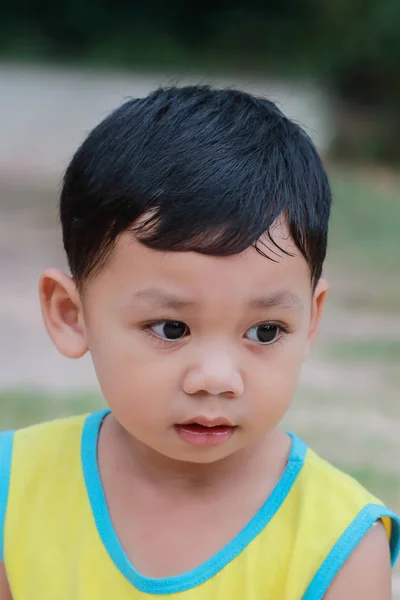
[169,444,241,465]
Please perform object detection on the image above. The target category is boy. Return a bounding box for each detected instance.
[0,85,398,599]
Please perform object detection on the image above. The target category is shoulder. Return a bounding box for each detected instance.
[302,447,381,508]
[1,411,97,482]
[321,520,392,600]
[293,442,400,599]
[0,412,92,561]
[11,412,89,449]
[0,411,90,468]
[301,448,399,548]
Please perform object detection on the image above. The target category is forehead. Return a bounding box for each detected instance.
[87,220,312,304]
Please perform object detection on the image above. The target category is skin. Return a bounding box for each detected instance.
[0,221,392,597]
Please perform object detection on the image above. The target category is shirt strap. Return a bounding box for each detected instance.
[0,431,14,562]
[302,503,400,600]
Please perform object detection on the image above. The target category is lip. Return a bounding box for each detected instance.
[174,422,236,447]
[179,416,235,427]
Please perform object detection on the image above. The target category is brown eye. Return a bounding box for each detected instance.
[245,323,280,344]
[150,321,189,341]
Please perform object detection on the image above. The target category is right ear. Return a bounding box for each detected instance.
[39,269,88,359]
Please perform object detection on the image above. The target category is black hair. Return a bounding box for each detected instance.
[60,85,331,290]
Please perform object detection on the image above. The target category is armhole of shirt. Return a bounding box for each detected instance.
[0,431,14,563]
[302,503,400,600]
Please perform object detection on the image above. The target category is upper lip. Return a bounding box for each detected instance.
[179,416,235,427]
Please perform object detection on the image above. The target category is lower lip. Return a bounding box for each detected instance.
[174,424,236,447]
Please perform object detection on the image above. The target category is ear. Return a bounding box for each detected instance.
[39,269,88,359]
[304,278,328,360]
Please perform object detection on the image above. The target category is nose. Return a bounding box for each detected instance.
[182,351,244,398]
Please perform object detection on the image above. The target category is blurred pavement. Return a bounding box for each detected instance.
[0,64,333,188]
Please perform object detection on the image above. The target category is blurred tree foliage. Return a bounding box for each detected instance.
[1,0,399,160]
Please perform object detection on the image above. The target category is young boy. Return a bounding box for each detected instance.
[0,86,398,600]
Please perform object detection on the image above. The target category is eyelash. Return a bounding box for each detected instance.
[142,321,291,348]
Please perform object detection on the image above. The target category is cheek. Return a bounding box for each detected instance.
[249,334,307,419]
[87,326,177,416]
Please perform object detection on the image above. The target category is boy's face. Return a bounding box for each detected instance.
[40,220,327,464]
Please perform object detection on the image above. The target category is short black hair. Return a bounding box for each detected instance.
[60,85,331,290]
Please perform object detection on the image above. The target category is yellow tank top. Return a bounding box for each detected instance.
[0,409,399,600]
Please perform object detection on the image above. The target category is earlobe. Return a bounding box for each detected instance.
[39,269,88,359]
[304,278,329,360]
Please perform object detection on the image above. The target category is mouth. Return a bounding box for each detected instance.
[179,416,235,428]
[174,417,237,447]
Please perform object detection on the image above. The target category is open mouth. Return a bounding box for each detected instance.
[178,423,234,434]
[174,421,237,446]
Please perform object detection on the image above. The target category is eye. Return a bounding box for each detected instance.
[149,321,189,341]
[244,323,282,345]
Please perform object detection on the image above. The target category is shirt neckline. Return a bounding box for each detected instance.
[81,408,307,595]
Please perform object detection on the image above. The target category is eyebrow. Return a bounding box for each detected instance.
[130,288,304,311]
[248,291,304,311]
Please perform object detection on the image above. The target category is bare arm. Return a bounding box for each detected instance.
[324,521,392,600]
[0,563,12,600]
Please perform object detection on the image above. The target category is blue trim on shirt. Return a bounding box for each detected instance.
[0,431,14,563]
[81,409,307,594]
[302,503,400,600]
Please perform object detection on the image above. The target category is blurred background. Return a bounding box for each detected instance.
[1,0,400,585]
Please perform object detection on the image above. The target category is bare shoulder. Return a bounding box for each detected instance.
[0,563,12,600]
[324,521,392,600]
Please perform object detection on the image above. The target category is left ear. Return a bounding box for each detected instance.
[304,278,329,360]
